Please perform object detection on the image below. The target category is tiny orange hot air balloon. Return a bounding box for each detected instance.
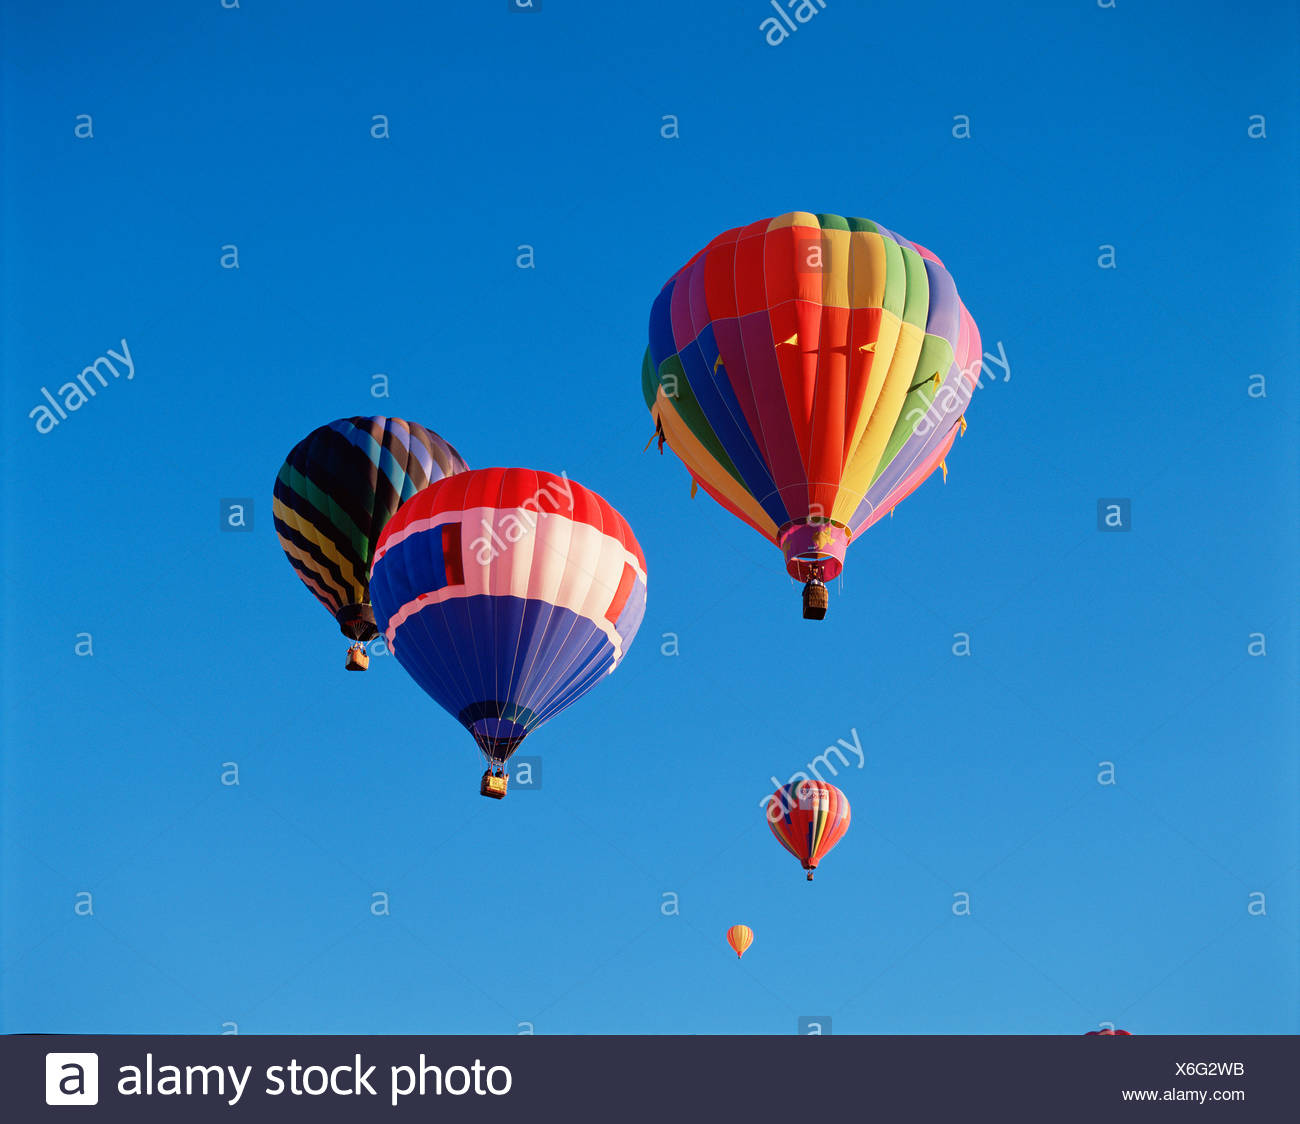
[726,925,754,959]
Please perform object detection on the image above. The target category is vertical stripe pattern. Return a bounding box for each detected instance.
[767,780,852,876]
[726,924,754,959]
[644,212,981,584]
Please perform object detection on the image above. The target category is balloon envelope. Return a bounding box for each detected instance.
[273,417,468,642]
[643,211,981,597]
[726,925,753,959]
[370,467,648,764]
[767,780,851,879]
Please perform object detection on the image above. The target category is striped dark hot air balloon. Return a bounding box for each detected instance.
[273,417,468,668]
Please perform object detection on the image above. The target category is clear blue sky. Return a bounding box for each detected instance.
[2,0,1296,1035]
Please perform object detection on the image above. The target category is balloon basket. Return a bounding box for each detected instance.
[480,772,508,800]
[802,582,828,620]
[806,870,815,882]
[345,644,370,671]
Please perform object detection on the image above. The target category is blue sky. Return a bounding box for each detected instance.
[2,0,1296,1035]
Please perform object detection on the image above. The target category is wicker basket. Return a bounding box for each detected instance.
[802,582,829,620]
[480,772,508,799]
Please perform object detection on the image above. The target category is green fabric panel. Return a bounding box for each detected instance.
[898,244,931,329]
[279,463,370,563]
[656,355,749,488]
[814,214,880,234]
[879,234,907,319]
[872,335,956,483]
[908,336,956,392]
[641,347,660,409]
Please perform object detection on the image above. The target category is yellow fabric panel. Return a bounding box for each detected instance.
[847,231,888,310]
[830,486,866,528]
[819,228,852,309]
[271,494,363,598]
[768,211,817,231]
[654,390,780,541]
[833,310,904,517]
[832,320,926,522]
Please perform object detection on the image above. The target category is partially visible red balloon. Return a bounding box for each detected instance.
[1084,1029,1132,1036]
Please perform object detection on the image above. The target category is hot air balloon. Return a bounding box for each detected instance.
[726,925,754,959]
[369,467,647,798]
[767,780,851,880]
[1084,1029,1132,1036]
[273,417,469,669]
[643,212,981,619]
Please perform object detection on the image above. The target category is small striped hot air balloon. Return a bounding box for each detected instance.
[726,925,753,959]
[369,467,647,798]
[767,780,851,881]
[273,417,468,669]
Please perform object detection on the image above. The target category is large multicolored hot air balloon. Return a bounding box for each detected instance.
[643,212,981,618]
[273,417,469,669]
[726,925,754,959]
[369,467,648,798]
[767,780,851,881]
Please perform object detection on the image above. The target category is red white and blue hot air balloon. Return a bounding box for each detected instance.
[369,467,647,798]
